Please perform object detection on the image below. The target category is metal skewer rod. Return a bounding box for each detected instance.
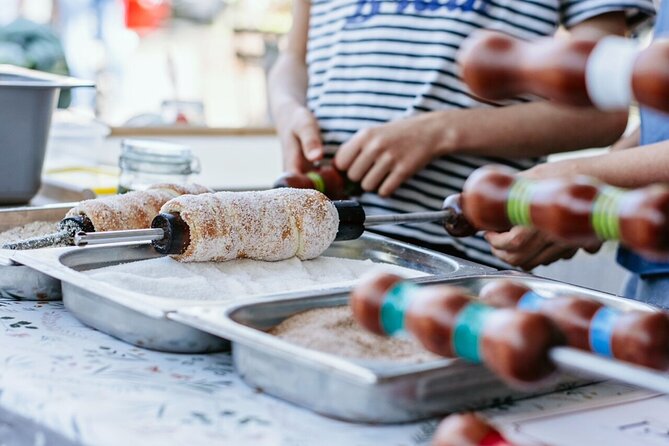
[363,210,449,226]
[550,347,669,394]
[74,228,164,247]
[72,210,451,247]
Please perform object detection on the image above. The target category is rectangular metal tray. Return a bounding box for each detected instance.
[170,273,655,424]
[0,203,75,300]
[12,233,492,353]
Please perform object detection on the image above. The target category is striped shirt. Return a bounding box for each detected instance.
[306,0,654,268]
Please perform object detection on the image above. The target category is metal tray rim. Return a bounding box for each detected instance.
[11,232,491,318]
[172,271,656,384]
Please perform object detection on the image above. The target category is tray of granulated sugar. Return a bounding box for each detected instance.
[170,272,654,424]
[0,203,76,300]
[11,232,492,353]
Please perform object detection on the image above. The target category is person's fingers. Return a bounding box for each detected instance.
[488,227,551,267]
[583,240,603,254]
[347,151,378,182]
[361,153,394,192]
[378,163,413,197]
[491,237,550,267]
[334,129,368,172]
[520,245,578,271]
[485,227,539,252]
[294,112,323,162]
[345,133,381,181]
[281,133,310,174]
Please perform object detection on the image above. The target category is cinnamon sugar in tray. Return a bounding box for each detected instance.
[269,306,440,363]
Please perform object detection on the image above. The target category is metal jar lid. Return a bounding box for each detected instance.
[119,139,201,175]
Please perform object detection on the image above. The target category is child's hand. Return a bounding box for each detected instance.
[276,105,324,173]
[485,226,601,270]
[334,115,443,196]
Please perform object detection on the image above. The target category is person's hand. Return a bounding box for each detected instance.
[334,113,447,197]
[486,226,602,270]
[520,159,581,180]
[275,105,324,173]
[486,163,603,270]
[485,226,597,270]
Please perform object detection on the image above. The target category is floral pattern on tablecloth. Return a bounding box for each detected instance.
[0,297,442,446]
[0,297,651,446]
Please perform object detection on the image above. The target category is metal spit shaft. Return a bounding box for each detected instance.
[363,210,449,227]
[550,347,669,394]
[73,210,451,247]
[75,228,165,247]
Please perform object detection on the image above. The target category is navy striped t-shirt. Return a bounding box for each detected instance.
[306,0,654,268]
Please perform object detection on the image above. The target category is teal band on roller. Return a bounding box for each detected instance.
[380,282,419,336]
[589,306,620,358]
[517,291,546,312]
[452,302,495,363]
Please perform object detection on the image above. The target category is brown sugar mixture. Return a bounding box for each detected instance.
[269,306,440,363]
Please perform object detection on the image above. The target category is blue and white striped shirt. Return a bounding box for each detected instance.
[307,0,654,267]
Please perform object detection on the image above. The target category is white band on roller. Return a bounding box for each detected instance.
[586,36,639,110]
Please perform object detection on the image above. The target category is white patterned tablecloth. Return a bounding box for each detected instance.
[0,296,656,446]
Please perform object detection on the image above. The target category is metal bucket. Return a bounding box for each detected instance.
[0,65,94,204]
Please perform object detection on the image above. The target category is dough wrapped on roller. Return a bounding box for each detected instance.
[160,188,340,262]
[66,183,212,232]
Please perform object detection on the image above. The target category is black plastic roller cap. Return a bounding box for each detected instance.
[151,212,191,255]
[333,200,366,241]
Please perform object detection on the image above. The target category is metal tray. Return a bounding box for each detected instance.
[12,233,492,353]
[0,203,75,300]
[170,273,655,424]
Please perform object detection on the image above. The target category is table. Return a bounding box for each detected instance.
[3,295,669,446]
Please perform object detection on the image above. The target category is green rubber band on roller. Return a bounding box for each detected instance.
[380,282,419,336]
[306,172,327,194]
[506,178,534,226]
[592,186,624,240]
[452,302,495,363]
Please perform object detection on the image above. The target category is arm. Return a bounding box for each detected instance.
[407,101,627,159]
[529,140,669,188]
[430,11,629,158]
[335,13,628,196]
[268,0,323,173]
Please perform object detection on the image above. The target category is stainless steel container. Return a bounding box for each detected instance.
[0,203,74,300]
[0,65,94,204]
[172,273,654,423]
[11,233,492,353]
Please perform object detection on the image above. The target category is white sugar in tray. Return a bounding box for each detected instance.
[84,256,427,302]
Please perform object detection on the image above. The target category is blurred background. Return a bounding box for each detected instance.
[0,0,289,127]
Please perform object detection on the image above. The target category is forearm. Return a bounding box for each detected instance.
[544,143,669,188]
[438,11,628,159]
[268,0,311,123]
[431,102,628,159]
[268,54,309,119]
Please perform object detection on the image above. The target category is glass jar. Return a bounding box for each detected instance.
[118,139,201,193]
